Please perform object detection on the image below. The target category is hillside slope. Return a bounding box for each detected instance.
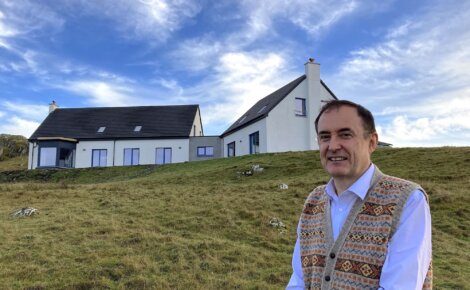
[0,147,468,289]
[0,134,28,161]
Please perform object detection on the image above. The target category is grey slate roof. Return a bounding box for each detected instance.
[29,105,199,140]
[221,75,337,137]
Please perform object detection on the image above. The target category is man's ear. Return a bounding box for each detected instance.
[369,132,378,153]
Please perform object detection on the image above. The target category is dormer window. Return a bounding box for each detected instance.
[257,105,267,114]
[238,116,247,124]
[97,126,106,133]
[134,126,142,132]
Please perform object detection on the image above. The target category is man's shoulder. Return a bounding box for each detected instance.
[378,173,421,189]
[304,184,328,202]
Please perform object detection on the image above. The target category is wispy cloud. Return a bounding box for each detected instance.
[76,0,201,43]
[63,80,135,107]
[0,115,40,138]
[2,101,48,121]
[327,1,470,146]
[182,51,298,134]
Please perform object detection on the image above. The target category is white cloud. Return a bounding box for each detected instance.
[237,0,360,42]
[182,51,298,134]
[64,81,135,107]
[77,0,201,42]
[0,115,40,138]
[327,1,470,146]
[1,101,49,121]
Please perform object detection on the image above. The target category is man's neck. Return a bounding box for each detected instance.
[332,164,373,195]
[332,179,353,196]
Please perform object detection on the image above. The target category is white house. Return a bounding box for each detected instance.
[27,104,218,169]
[28,59,344,169]
[220,59,337,157]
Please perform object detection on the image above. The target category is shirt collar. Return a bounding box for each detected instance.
[325,164,375,200]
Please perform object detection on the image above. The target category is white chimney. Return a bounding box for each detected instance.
[304,57,321,150]
[49,100,58,113]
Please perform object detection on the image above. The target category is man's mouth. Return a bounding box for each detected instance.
[328,156,347,161]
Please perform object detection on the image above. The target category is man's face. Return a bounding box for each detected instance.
[317,106,378,186]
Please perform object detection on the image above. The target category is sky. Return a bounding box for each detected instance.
[0,0,469,147]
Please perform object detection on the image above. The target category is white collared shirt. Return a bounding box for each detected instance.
[286,165,432,290]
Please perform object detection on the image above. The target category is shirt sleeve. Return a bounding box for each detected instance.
[286,237,305,289]
[379,189,432,290]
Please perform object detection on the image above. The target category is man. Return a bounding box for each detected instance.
[287,100,432,289]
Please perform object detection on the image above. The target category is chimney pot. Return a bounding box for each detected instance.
[49,100,58,113]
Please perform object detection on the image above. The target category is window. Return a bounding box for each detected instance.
[197,146,214,157]
[193,125,196,136]
[249,131,260,154]
[156,147,172,164]
[134,126,142,132]
[59,148,74,168]
[92,149,107,167]
[97,126,106,133]
[124,148,139,165]
[295,98,306,116]
[39,147,57,166]
[227,142,235,157]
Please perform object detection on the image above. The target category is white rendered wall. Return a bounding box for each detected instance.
[114,139,189,166]
[265,80,311,152]
[222,119,267,157]
[75,140,115,168]
[190,107,203,137]
[75,139,189,168]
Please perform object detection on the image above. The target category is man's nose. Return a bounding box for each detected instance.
[328,135,342,151]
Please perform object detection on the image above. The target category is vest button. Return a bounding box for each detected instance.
[325,275,331,281]
[330,253,336,259]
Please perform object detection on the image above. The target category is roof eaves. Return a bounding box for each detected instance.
[220,114,267,138]
[320,79,339,100]
[221,75,306,137]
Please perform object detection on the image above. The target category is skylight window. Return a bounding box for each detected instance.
[97,126,106,133]
[238,116,247,124]
[134,126,142,132]
[257,105,267,114]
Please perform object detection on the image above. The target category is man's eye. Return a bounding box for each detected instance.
[339,132,353,138]
[318,135,330,141]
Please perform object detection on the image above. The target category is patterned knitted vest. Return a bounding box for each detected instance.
[299,167,432,289]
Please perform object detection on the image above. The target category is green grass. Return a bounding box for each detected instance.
[0,147,468,289]
[0,155,27,172]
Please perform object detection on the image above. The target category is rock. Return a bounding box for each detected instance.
[251,164,264,173]
[269,217,286,234]
[279,183,288,190]
[11,207,38,218]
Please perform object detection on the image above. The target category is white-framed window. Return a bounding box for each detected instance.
[249,131,260,154]
[39,147,57,166]
[92,149,107,167]
[295,98,306,116]
[156,147,172,164]
[227,142,235,157]
[124,148,139,166]
[197,146,214,157]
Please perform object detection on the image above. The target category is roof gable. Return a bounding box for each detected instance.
[221,75,306,137]
[30,105,199,140]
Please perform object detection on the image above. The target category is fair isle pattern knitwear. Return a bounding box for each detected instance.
[299,167,432,289]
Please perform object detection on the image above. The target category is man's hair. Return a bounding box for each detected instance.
[314,100,376,135]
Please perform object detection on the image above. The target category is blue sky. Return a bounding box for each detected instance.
[0,0,469,147]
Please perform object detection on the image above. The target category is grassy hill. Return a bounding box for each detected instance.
[0,147,468,289]
[0,134,28,161]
